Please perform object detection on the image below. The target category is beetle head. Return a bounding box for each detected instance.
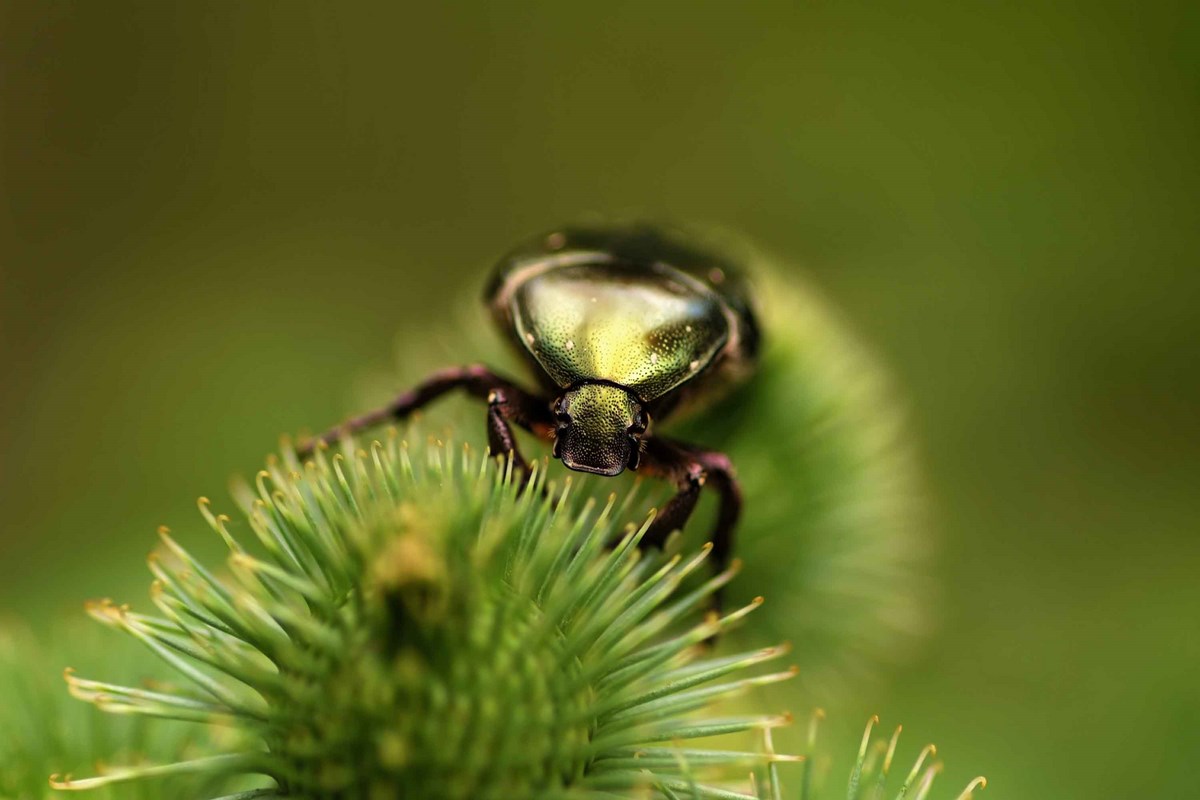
[552,383,647,477]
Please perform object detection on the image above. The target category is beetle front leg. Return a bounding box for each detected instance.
[639,438,742,592]
[296,365,551,478]
[484,387,539,482]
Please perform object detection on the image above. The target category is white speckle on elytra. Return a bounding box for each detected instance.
[685,325,693,332]
[525,332,535,345]
[689,360,700,370]
[565,339,575,351]
[650,353,659,364]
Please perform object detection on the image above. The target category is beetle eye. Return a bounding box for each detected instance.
[630,408,649,434]
[553,398,571,423]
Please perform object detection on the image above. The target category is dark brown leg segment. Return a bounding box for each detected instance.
[296,365,552,478]
[638,437,742,582]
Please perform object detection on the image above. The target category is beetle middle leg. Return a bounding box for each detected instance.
[296,364,552,481]
[639,437,742,601]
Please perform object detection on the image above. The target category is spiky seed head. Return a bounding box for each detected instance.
[56,435,800,799]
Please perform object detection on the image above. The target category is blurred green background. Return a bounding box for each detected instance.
[2,2,1197,798]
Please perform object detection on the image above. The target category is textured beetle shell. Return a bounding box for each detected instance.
[511,263,727,401]
[487,226,759,407]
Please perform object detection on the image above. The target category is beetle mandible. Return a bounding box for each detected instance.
[299,225,760,579]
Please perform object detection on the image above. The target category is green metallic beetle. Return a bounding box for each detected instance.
[300,225,760,576]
